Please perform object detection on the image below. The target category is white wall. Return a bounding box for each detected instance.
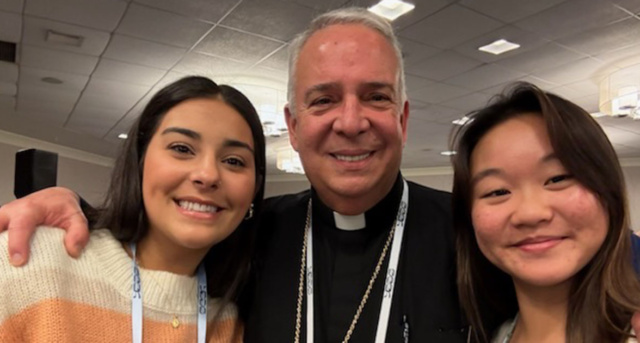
[0,132,113,207]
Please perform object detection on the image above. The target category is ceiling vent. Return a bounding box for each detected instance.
[0,40,17,63]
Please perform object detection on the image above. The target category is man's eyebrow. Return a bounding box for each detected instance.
[223,139,254,154]
[361,81,395,92]
[161,127,200,139]
[303,82,340,101]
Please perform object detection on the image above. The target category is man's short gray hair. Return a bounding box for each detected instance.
[287,7,407,114]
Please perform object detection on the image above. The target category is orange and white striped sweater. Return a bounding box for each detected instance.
[0,228,241,342]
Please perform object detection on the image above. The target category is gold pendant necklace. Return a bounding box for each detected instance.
[294,199,397,343]
[171,315,180,328]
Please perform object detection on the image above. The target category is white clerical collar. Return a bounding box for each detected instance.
[333,211,366,231]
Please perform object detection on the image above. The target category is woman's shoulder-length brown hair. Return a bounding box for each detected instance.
[94,76,266,327]
[449,81,640,343]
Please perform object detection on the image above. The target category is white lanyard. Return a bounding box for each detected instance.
[130,242,208,343]
[305,179,409,343]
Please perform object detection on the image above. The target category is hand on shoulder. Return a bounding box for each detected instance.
[0,187,89,266]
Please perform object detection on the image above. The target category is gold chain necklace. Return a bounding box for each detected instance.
[294,199,397,343]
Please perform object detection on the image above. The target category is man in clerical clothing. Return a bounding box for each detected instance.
[0,7,467,343]
[244,8,466,342]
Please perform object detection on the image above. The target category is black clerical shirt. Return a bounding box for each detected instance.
[244,174,467,342]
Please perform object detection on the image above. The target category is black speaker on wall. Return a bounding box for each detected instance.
[14,148,58,198]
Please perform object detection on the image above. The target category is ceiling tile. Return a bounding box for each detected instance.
[440,91,494,113]
[419,104,463,125]
[77,78,149,111]
[195,26,283,64]
[613,0,640,14]
[514,0,630,40]
[496,43,586,74]
[556,17,640,56]
[405,50,482,81]
[257,45,289,71]
[0,82,17,96]
[453,25,548,63]
[398,38,441,67]
[25,0,126,31]
[0,62,18,83]
[18,83,81,103]
[103,34,187,69]
[293,0,348,11]
[0,0,23,13]
[133,0,240,23]
[0,94,16,108]
[66,105,124,138]
[19,66,89,90]
[564,79,600,96]
[117,4,213,48]
[20,45,99,75]
[349,0,456,31]
[595,43,640,68]
[238,66,288,86]
[407,82,471,104]
[0,11,21,43]
[478,75,560,97]
[399,5,503,49]
[459,0,567,23]
[405,74,437,93]
[172,52,249,78]
[571,94,599,113]
[532,57,605,85]
[445,63,526,91]
[93,59,166,86]
[220,0,315,42]
[22,16,110,56]
[16,93,76,124]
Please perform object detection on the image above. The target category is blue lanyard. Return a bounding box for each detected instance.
[130,242,207,343]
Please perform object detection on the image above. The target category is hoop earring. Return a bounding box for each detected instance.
[244,203,254,220]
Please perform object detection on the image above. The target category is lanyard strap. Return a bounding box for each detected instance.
[130,242,207,343]
[305,179,409,343]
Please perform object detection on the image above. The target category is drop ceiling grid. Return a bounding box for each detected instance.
[2,0,640,174]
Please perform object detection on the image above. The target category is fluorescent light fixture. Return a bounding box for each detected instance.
[589,112,606,118]
[368,0,415,21]
[440,151,456,156]
[452,116,470,125]
[118,133,128,139]
[478,39,520,55]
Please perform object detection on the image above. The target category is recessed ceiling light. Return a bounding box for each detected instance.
[440,151,456,156]
[118,133,128,139]
[478,39,520,55]
[368,0,415,21]
[41,77,63,84]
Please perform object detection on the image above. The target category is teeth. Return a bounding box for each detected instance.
[335,153,370,162]
[178,200,218,213]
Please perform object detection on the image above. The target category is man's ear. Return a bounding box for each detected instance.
[285,105,299,151]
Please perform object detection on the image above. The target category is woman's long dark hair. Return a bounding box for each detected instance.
[450,82,640,342]
[95,76,266,325]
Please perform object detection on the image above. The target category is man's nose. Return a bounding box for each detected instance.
[332,96,370,137]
